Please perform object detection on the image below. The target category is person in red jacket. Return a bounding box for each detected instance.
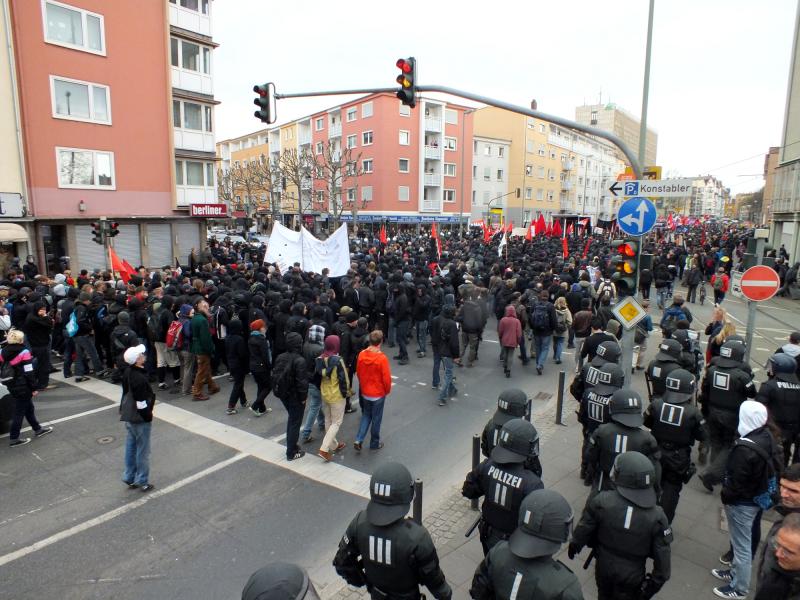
[354,330,392,451]
[498,304,522,378]
[711,267,730,305]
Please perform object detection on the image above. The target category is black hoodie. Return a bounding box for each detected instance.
[225,319,249,373]
[271,332,308,403]
[23,302,54,347]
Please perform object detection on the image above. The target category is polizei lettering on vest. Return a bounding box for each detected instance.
[487,465,523,488]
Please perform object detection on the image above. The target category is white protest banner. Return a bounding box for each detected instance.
[264,222,302,274]
[301,223,350,277]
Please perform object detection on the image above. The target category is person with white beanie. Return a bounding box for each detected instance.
[119,344,156,492]
[712,400,784,599]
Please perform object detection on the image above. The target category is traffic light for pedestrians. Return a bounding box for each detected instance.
[253,82,276,124]
[91,221,104,245]
[611,238,640,296]
[395,57,416,108]
[108,221,120,237]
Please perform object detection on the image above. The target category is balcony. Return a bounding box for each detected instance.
[424,145,442,159]
[563,160,574,170]
[424,118,442,132]
[168,3,212,36]
[424,173,441,186]
[560,199,573,212]
[328,123,342,138]
[298,132,312,146]
[561,180,573,190]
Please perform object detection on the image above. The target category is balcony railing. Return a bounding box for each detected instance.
[563,160,574,170]
[424,145,442,159]
[424,173,441,186]
[298,133,312,145]
[560,200,573,212]
[424,118,442,132]
[561,180,573,190]
[328,123,342,138]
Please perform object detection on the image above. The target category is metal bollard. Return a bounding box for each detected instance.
[412,479,423,524]
[471,434,480,510]
[555,370,566,426]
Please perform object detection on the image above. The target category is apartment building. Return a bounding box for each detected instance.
[7,0,215,274]
[761,146,780,225]
[575,102,658,167]
[672,175,730,218]
[471,136,511,225]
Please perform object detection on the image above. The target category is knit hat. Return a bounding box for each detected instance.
[52,284,66,297]
[53,274,66,284]
[179,304,193,318]
[117,311,130,325]
[345,311,359,323]
[340,306,353,316]
[250,319,266,331]
[123,344,146,365]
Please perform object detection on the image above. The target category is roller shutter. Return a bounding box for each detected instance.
[74,225,107,273]
[147,223,173,268]
[174,221,201,265]
[112,223,142,268]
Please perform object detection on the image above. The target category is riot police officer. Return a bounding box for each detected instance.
[578,362,624,485]
[480,389,542,477]
[644,368,707,522]
[470,489,582,600]
[672,329,703,377]
[645,339,682,400]
[570,340,621,402]
[698,340,756,490]
[463,418,544,555]
[334,462,452,600]
[242,563,320,600]
[757,353,800,464]
[569,452,672,600]
[586,389,660,496]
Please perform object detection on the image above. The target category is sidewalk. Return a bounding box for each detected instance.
[322,387,764,600]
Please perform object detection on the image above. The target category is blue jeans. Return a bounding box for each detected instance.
[301,384,325,439]
[518,335,529,362]
[396,320,410,359]
[432,351,441,387]
[439,357,455,402]
[74,335,103,376]
[553,336,565,362]
[416,320,428,353]
[724,503,761,594]
[123,421,152,486]
[534,335,552,370]
[656,287,669,309]
[356,396,385,449]
[62,335,75,377]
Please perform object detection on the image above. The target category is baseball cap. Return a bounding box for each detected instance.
[123,344,146,365]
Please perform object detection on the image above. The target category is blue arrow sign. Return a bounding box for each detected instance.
[617,196,657,236]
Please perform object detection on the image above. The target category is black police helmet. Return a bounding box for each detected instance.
[241,562,319,600]
[494,388,528,427]
[508,489,574,559]
[662,368,696,404]
[717,340,746,368]
[366,462,415,526]
[590,340,621,367]
[768,353,798,376]
[491,419,540,464]
[671,329,693,352]
[609,389,644,427]
[610,451,657,508]
[593,362,625,396]
[655,339,682,362]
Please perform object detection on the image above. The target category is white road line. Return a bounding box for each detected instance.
[0,453,247,568]
[0,404,118,439]
[756,347,770,352]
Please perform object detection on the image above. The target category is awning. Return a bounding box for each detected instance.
[0,223,29,243]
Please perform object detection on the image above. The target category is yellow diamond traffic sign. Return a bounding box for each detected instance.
[611,296,646,330]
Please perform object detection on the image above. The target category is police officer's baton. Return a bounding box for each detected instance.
[465,515,481,538]
[582,549,596,570]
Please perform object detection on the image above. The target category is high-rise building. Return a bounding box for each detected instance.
[3,0,217,274]
[575,102,658,167]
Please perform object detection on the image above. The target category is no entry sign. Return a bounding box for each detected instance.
[740,265,780,301]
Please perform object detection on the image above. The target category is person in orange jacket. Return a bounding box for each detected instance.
[354,330,392,451]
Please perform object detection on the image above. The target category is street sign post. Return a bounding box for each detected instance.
[617,197,657,237]
[740,265,780,301]
[609,178,694,198]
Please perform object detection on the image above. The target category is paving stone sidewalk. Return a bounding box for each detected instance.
[321,384,765,600]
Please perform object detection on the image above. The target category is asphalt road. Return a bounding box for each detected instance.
[0,288,796,599]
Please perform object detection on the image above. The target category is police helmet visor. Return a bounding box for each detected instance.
[655,344,680,362]
[491,442,527,464]
[593,368,623,396]
[508,528,562,559]
[366,497,412,527]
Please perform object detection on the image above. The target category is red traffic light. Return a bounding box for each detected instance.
[396,58,412,73]
[617,243,635,257]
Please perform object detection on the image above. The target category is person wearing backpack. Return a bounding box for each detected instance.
[552,297,572,366]
[153,296,181,391]
[1,329,53,447]
[271,331,309,461]
[530,291,557,376]
[659,294,693,339]
[714,401,783,600]
[110,311,140,384]
[711,267,731,305]
[248,319,272,417]
[316,335,350,462]
[23,301,54,390]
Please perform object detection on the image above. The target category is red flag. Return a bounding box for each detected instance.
[431,223,441,259]
[535,214,546,236]
[566,223,574,236]
[122,259,136,274]
[562,237,569,258]
[380,224,387,245]
[582,238,591,259]
[667,214,675,230]
[579,217,590,229]
[505,220,514,233]
[700,226,706,246]
[525,223,532,242]
[110,248,134,283]
[545,222,552,237]
[552,219,563,238]
[483,223,492,243]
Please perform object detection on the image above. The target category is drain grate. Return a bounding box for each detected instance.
[97,436,115,445]
[532,392,553,401]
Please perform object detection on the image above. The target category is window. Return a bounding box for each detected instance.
[538,144,546,157]
[444,189,455,203]
[483,191,490,204]
[399,185,410,201]
[537,166,545,179]
[169,38,211,73]
[526,140,535,153]
[346,108,357,122]
[496,169,504,181]
[315,141,323,155]
[204,106,213,132]
[362,101,373,118]
[444,109,458,124]
[202,47,211,74]
[444,137,457,151]
[499,147,505,158]
[472,165,477,179]
[346,134,357,149]
[398,130,410,145]
[525,164,532,176]
[362,159,373,173]
[398,158,410,173]
[50,76,110,124]
[548,169,556,181]
[56,147,114,189]
[444,163,456,177]
[175,160,183,185]
[315,117,324,131]
[182,40,200,70]
[525,187,532,200]
[547,191,554,202]
[183,102,202,130]
[362,130,373,145]
[206,163,214,187]
[170,38,179,66]
[536,189,544,201]
[347,188,356,202]
[185,161,204,186]
[399,104,410,117]
[43,1,105,55]
[539,124,545,133]
[527,118,535,129]
[472,190,476,205]
[560,153,567,163]
[484,145,491,156]
[550,150,556,160]
[483,167,490,181]
[361,186,373,202]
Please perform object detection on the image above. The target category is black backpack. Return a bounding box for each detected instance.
[271,354,294,400]
[530,302,549,330]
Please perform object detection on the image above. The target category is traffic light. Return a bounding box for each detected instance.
[395,57,416,108]
[108,221,120,237]
[611,238,640,296]
[253,82,276,124]
[91,221,104,245]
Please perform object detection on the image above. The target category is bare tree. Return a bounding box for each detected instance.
[217,166,235,207]
[277,147,316,228]
[228,158,272,229]
[311,140,365,231]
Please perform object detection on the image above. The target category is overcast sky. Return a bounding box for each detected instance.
[213,0,797,195]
